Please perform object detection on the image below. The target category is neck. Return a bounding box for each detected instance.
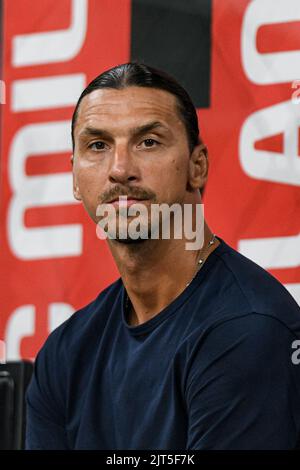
[108,221,220,326]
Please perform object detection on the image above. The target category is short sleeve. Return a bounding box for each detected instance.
[185,313,300,449]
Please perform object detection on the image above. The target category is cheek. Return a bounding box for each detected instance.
[75,166,106,216]
[151,158,188,202]
[169,157,189,186]
[76,161,105,191]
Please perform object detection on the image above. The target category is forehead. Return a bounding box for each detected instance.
[75,86,184,135]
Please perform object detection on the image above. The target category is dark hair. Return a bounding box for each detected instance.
[71,62,200,153]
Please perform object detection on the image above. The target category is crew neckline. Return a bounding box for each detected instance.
[121,236,229,336]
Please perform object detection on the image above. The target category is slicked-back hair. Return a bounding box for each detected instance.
[71,62,201,154]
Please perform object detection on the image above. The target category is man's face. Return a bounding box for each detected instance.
[72,86,195,241]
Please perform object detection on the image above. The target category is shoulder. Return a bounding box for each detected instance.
[184,312,300,449]
[210,238,300,331]
[185,312,300,380]
[26,277,123,418]
[204,311,300,351]
[32,277,123,380]
[184,312,300,401]
[44,277,122,350]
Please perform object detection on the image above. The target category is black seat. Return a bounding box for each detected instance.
[0,361,33,449]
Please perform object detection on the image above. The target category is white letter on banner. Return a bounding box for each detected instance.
[5,305,35,361]
[240,0,300,306]
[238,235,300,305]
[12,0,88,67]
[239,100,300,186]
[12,74,86,112]
[238,234,300,270]
[7,121,82,260]
[242,0,300,84]
[5,304,74,360]
[48,303,74,332]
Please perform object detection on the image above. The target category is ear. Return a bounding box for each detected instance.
[187,142,209,192]
[71,154,82,201]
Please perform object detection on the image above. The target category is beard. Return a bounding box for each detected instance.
[105,216,154,244]
[96,201,181,245]
[111,236,148,245]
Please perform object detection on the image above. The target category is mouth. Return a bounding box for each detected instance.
[106,196,149,208]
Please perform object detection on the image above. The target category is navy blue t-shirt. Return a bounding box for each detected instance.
[25,237,300,449]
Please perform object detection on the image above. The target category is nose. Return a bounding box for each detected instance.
[108,142,139,184]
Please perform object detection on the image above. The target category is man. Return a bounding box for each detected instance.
[26,62,300,450]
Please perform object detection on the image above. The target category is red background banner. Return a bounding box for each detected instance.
[0,0,299,361]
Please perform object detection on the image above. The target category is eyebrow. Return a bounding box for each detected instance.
[78,121,171,141]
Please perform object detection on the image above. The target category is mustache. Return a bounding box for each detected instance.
[98,185,157,204]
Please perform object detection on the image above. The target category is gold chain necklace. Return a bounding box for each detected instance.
[185,232,217,287]
[124,233,217,316]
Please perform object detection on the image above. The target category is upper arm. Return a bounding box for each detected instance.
[185,314,300,450]
[25,335,69,450]
[25,400,69,450]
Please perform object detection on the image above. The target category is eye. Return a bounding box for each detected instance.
[140,138,160,148]
[88,141,107,151]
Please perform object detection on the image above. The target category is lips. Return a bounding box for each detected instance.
[105,196,148,208]
[107,196,146,203]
